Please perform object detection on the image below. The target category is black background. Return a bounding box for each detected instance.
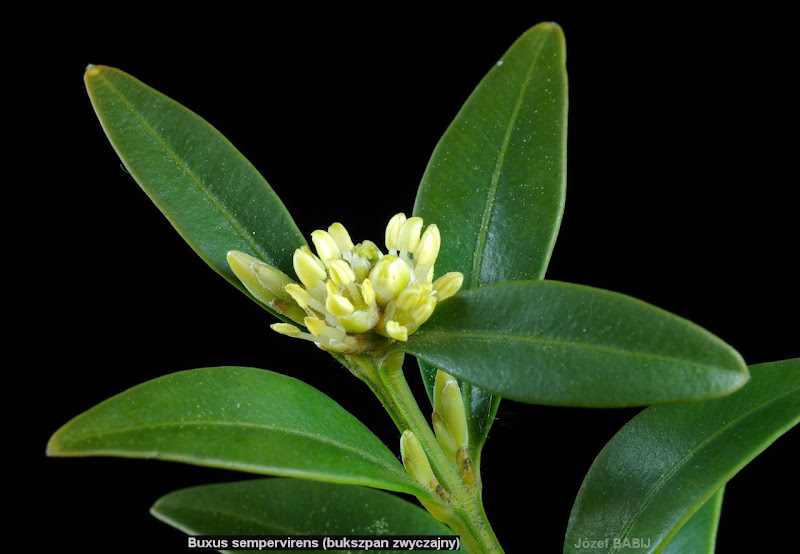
[33,7,797,553]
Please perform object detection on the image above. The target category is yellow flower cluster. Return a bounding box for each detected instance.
[228,213,463,353]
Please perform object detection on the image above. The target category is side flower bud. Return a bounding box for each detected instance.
[400,430,438,492]
[433,370,470,479]
[227,251,306,323]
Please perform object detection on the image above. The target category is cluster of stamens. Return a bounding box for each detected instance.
[255,213,462,353]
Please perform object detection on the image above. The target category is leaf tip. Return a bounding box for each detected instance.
[534,21,562,31]
[46,420,79,457]
[45,432,64,457]
[84,64,108,79]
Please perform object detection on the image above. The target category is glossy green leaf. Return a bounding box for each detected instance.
[85,65,305,307]
[565,358,799,553]
[47,367,430,499]
[152,478,462,553]
[413,22,567,449]
[661,487,724,554]
[405,281,748,407]
[413,22,567,286]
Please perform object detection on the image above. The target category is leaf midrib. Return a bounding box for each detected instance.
[93,69,273,264]
[470,33,548,289]
[610,387,800,553]
[156,503,301,534]
[55,419,399,473]
[412,330,735,375]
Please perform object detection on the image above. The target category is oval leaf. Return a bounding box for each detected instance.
[413,22,567,449]
[85,65,305,303]
[413,22,567,286]
[405,281,748,406]
[565,358,799,553]
[152,478,461,553]
[661,487,724,554]
[47,367,429,498]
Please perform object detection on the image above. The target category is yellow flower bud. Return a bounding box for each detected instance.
[400,430,436,491]
[415,224,441,267]
[270,323,303,338]
[226,251,305,323]
[433,370,469,468]
[293,246,327,288]
[369,255,411,306]
[327,222,354,253]
[408,297,437,332]
[285,283,314,312]
[327,259,356,286]
[394,282,427,310]
[396,217,424,254]
[338,309,378,334]
[304,317,327,336]
[311,230,341,261]
[325,281,355,316]
[432,411,458,462]
[385,212,407,251]
[385,320,409,342]
[433,272,464,302]
[361,278,376,306]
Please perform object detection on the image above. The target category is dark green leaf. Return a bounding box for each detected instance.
[85,65,305,307]
[152,478,462,553]
[47,367,429,498]
[413,22,567,448]
[565,358,799,553]
[661,487,724,554]
[413,22,567,286]
[406,281,748,406]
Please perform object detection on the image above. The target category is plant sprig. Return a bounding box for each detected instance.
[47,21,798,554]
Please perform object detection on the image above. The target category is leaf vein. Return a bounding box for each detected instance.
[413,330,729,374]
[59,419,399,472]
[97,70,271,263]
[611,388,800,552]
[470,34,548,288]
[159,504,301,534]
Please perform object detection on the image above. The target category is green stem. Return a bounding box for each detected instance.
[343,350,503,554]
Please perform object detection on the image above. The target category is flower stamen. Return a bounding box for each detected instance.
[230,212,463,353]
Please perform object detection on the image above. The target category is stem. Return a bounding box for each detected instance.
[343,351,504,554]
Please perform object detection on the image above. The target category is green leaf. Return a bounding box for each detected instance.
[413,22,567,286]
[405,281,748,407]
[564,358,799,553]
[85,65,305,308]
[413,22,567,448]
[47,367,430,499]
[152,478,462,553]
[661,487,724,554]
